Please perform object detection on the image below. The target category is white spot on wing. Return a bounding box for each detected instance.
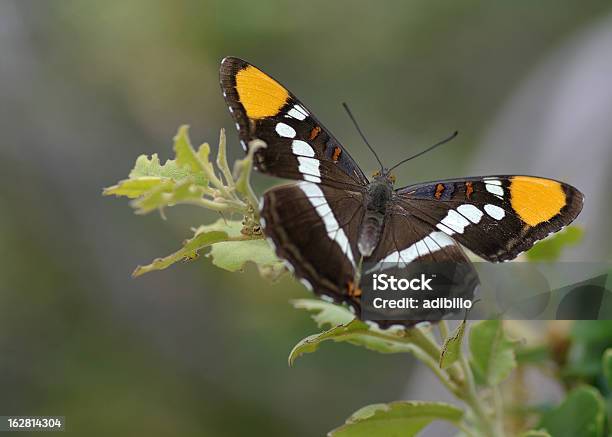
[429,231,455,248]
[287,105,308,120]
[266,237,276,251]
[440,209,471,234]
[300,278,313,291]
[297,156,321,178]
[484,179,502,185]
[435,223,455,235]
[275,122,296,138]
[283,260,295,273]
[484,204,506,220]
[303,174,321,183]
[291,140,315,157]
[457,204,483,224]
[486,184,504,197]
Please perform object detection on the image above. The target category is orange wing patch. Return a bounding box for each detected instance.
[235,65,289,119]
[435,183,445,199]
[309,126,321,140]
[465,182,474,199]
[332,147,342,162]
[510,176,566,226]
[347,280,362,298]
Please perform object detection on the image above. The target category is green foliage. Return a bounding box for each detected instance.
[105,126,282,277]
[327,401,463,437]
[439,320,465,369]
[469,320,517,386]
[539,386,606,437]
[526,226,584,261]
[290,299,355,328]
[288,319,421,366]
[566,321,612,378]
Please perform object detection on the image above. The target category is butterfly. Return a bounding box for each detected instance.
[219,56,584,327]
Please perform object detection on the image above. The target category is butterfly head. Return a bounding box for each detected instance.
[371,169,396,185]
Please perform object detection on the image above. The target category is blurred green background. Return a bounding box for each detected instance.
[1,1,611,435]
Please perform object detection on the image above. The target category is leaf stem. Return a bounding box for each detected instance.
[459,354,496,436]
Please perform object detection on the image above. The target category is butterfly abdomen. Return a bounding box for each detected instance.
[358,178,394,257]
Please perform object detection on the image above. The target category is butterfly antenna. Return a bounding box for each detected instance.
[342,102,384,171]
[388,131,458,172]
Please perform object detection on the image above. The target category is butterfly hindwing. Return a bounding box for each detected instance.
[360,206,478,327]
[396,175,584,262]
[219,57,369,189]
[261,182,365,309]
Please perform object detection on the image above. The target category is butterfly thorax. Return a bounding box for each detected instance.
[358,175,394,258]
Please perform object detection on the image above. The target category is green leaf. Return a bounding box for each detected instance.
[440,320,466,369]
[565,321,612,378]
[290,299,355,329]
[102,176,171,199]
[288,320,421,366]
[469,320,517,385]
[203,219,283,275]
[526,226,584,261]
[132,218,276,276]
[128,153,192,179]
[132,228,231,277]
[328,401,463,437]
[521,430,552,437]
[539,386,605,437]
[130,179,206,214]
[603,348,612,389]
[103,127,209,212]
[173,125,205,174]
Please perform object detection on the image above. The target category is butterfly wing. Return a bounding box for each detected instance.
[396,175,584,262]
[362,205,478,327]
[219,57,369,189]
[261,181,365,309]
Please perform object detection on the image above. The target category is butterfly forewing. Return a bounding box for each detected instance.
[220,57,369,189]
[397,175,584,262]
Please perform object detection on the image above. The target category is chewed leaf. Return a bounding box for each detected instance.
[291,299,355,329]
[288,320,421,366]
[328,401,463,437]
[103,126,209,214]
[192,219,282,274]
[132,228,231,277]
[469,320,517,385]
[129,153,191,179]
[526,226,584,261]
[440,320,466,369]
